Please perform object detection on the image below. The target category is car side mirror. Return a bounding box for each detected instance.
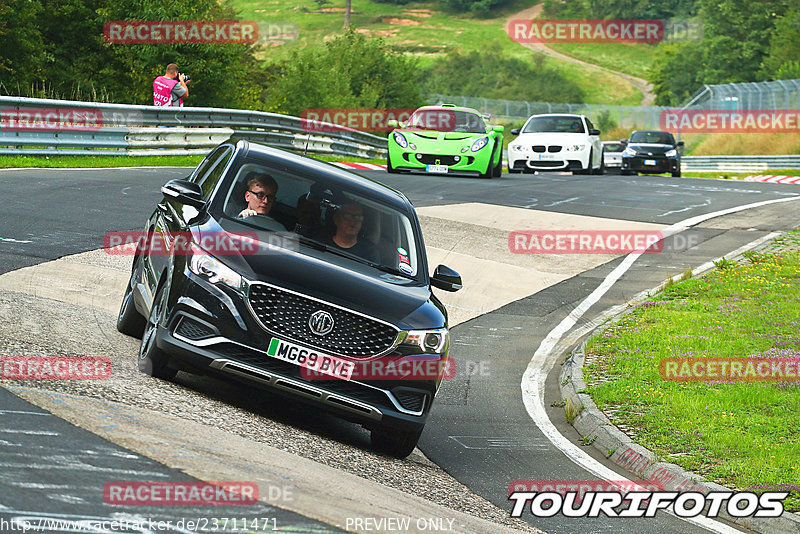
[589,128,601,136]
[431,264,462,292]
[677,141,685,147]
[620,139,627,144]
[493,125,505,133]
[386,119,398,128]
[162,179,205,209]
[511,128,520,135]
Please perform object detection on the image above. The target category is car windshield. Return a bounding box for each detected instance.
[522,115,585,134]
[406,109,486,133]
[218,161,420,278]
[629,131,675,145]
[603,143,625,152]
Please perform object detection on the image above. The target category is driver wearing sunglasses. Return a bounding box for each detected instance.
[238,173,278,219]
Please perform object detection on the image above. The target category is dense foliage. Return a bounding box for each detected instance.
[420,47,584,103]
[0,0,264,108]
[260,31,422,115]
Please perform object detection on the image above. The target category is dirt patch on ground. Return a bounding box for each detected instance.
[402,9,434,17]
[382,17,421,26]
[355,28,399,37]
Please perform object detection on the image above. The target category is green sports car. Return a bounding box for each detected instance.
[386,105,504,178]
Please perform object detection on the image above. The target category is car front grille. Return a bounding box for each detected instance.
[548,145,562,153]
[415,154,461,165]
[247,283,399,358]
[528,161,564,168]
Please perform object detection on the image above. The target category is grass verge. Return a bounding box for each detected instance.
[584,230,800,510]
[0,154,383,169]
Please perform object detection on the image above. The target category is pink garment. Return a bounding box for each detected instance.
[153,76,182,107]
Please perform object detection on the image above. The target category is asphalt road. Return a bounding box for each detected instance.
[1,165,799,533]
[0,387,342,533]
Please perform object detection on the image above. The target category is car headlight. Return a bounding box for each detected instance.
[393,132,408,149]
[622,147,636,156]
[471,136,489,152]
[403,328,449,353]
[566,144,586,152]
[189,244,245,292]
[665,149,677,157]
[510,144,527,151]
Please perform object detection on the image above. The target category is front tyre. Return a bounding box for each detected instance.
[117,281,145,338]
[480,143,498,179]
[138,286,177,380]
[386,154,399,174]
[672,169,681,177]
[492,146,503,177]
[371,426,423,459]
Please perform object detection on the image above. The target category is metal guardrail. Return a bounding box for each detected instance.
[682,155,800,172]
[0,96,388,158]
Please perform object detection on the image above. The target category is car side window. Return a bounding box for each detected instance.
[196,147,233,200]
[586,118,595,132]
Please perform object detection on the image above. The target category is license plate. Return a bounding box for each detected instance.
[644,159,657,166]
[425,164,448,173]
[536,153,557,160]
[266,338,354,380]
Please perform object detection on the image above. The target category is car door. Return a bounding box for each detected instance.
[585,117,602,167]
[143,145,233,311]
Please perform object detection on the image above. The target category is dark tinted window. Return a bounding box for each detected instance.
[407,109,485,133]
[196,146,233,199]
[603,143,625,152]
[629,131,675,145]
[523,115,585,133]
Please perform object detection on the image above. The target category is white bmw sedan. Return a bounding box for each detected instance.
[507,114,604,175]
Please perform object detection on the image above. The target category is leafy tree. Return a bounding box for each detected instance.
[262,31,422,115]
[543,0,698,19]
[420,47,584,103]
[761,7,800,80]
[0,0,47,92]
[441,0,515,17]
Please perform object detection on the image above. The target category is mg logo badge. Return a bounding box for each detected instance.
[308,310,334,336]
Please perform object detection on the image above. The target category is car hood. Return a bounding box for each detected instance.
[194,219,446,330]
[627,143,675,155]
[513,132,590,144]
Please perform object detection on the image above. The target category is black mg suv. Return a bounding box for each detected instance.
[116,140,462,458]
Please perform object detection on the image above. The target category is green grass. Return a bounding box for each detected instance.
[0,153,381,169]
[233,0,644,106]
[0,155,203,168]
[584,232,800,510]
[547,42,657,80]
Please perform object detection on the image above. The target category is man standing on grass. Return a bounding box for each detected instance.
[153,64,188,107]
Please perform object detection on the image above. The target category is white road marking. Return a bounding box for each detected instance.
[545,196,579,207]
[521,195,800,533]
[0,237,33,244]
[0,410,51,416]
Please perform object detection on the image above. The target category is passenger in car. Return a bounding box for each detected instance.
[326,202,379,263]
[238,173,278,219]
